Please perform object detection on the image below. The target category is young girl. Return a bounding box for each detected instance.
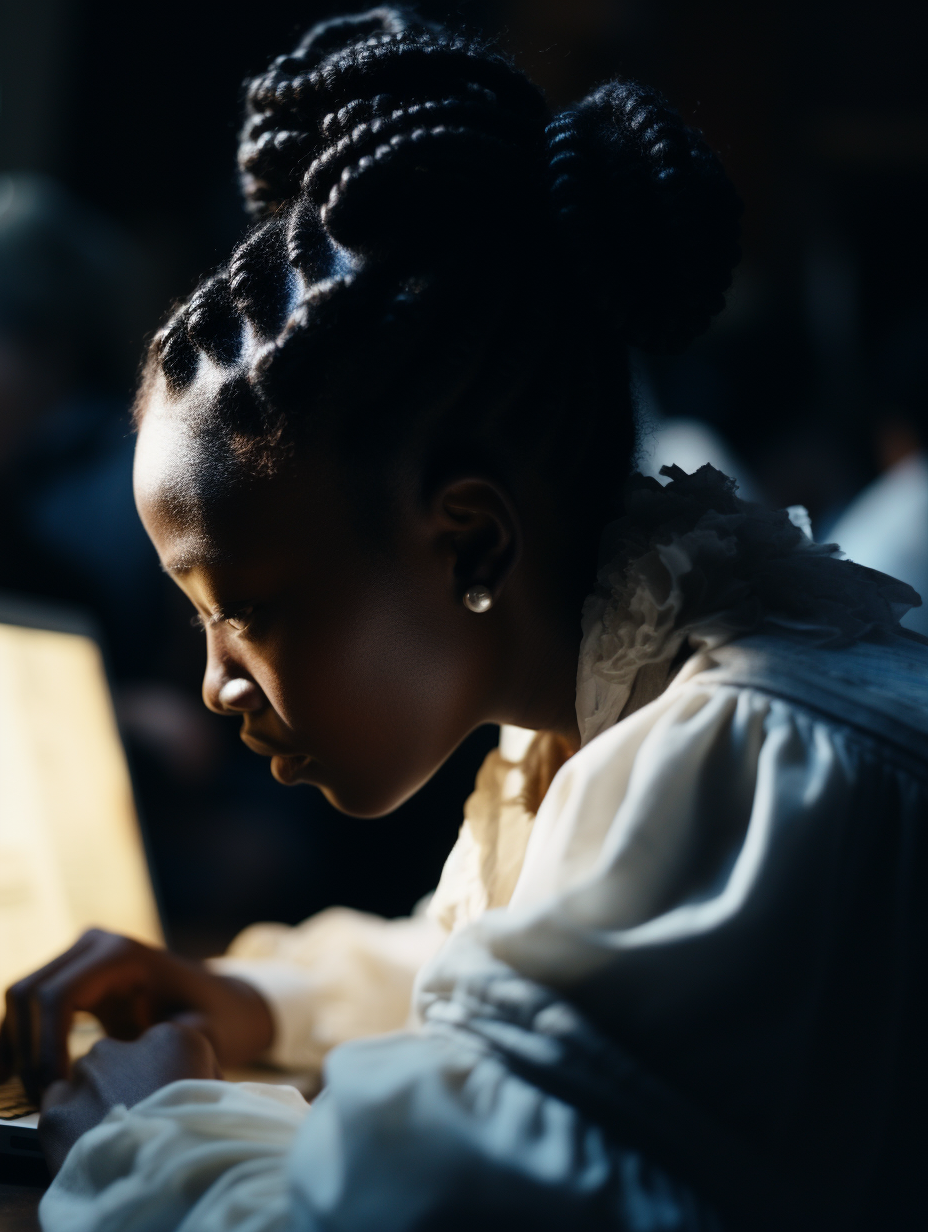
[4,9,927,1230]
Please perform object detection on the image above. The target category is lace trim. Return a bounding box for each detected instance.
[576,464,920,746]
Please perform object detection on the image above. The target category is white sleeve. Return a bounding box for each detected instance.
[208,908,446,1071]
[39,1035,712,1232]
[40,687,817,1232]
[39,1080,309,1232]
[284,1031,713,1232]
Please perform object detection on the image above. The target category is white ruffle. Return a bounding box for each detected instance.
[576,464,920,746]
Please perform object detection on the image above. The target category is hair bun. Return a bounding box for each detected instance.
[548,80,742,352]
[239,8,433,217]
[238,8,549,257]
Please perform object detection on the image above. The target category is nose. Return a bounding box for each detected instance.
[203,659,265,715]
[218,678,264,712]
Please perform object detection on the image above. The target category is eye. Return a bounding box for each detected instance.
[225,606,255,632]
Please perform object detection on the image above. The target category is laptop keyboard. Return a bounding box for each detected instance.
[0,1077,38,1119]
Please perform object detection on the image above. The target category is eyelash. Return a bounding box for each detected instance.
[190,606,255,633]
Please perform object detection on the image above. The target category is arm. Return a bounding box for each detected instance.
[36,690,783,1230]
[1,909,444,1099]
[210,907,446,1070]
[39,1022,718,1232]
[40,1029,309,1232]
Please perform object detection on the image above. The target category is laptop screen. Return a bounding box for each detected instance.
[0,605,163,996]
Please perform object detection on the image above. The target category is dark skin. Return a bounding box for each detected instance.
[0,375,584,1170]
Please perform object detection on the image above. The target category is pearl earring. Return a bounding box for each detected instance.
[464,585,493,613]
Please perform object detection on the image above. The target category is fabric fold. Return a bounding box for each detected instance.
[40,1080,309,1232]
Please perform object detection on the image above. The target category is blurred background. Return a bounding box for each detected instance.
[0,0,925,954]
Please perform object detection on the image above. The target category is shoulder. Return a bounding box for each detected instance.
[686,631,928,764]
[509,631,928,917]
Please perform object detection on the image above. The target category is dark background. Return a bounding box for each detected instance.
[1,0,926,953]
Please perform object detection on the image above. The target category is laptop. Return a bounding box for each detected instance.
[0,594,163,1182]
[0,594,317,1186]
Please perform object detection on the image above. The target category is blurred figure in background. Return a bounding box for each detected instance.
[0,173,234,933]
[633,353,762,502]
[0,175,213,768]
[829,309,928,636]
[0,173,160,663]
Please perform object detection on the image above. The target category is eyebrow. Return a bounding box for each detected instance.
[160,548,233,575]
[191,608,240,629]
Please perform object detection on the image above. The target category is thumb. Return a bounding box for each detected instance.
[168,1012,224,1079]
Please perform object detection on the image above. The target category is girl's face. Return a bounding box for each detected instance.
[133,380,579,817]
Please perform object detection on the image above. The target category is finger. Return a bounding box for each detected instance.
[5,931,99,1014]
[4,932,99,1084]
[10,934,142,1099]
[29,942,150,1097]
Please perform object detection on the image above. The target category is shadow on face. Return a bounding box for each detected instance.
[132,380,543,817]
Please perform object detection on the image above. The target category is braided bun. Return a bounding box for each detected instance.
[143,9,743,553]
[237,9,738,350]
[239,7,547,256]
[548,82,741,352]
[239,8,426,217]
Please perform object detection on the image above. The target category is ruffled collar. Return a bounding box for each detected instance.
[576,464,920,746]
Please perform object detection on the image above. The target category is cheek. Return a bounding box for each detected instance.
[273,583,482,815]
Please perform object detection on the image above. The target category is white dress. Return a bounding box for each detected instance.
[39,467,928,1232]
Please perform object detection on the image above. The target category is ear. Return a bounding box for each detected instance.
[430,477,522,607]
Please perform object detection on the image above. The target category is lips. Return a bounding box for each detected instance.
[239,730,316,785]
[240,734,280,757]
[240,730,296,757]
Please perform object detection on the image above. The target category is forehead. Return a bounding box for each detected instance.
[135,373,274,563]
[134,370,351,573]
[134,367,241,511]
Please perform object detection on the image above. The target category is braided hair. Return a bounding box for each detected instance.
[139,7,741,553]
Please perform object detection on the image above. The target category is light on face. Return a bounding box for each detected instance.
[218,678,260,710]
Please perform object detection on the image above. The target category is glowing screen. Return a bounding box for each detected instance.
[0,620,162,993]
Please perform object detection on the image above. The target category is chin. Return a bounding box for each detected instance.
[307,759,442,818]
[314,781,414,819]
[274,746,451,818]
[268,753,406,816]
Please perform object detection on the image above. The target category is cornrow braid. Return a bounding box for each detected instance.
[140,6,741,570]
[185,274,241,367]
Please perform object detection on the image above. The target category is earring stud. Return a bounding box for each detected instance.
[464,585,493,613]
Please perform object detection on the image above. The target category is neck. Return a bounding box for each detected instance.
[488,580,583,749]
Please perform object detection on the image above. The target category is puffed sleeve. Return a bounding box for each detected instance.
[39,1080,309,1232]
[208,909,446,1071]
[284,1028,719,1232]
[39,1033,718,1232]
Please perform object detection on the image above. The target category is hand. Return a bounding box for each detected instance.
[39,1022,221,1175]
[1,929,274,1101]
